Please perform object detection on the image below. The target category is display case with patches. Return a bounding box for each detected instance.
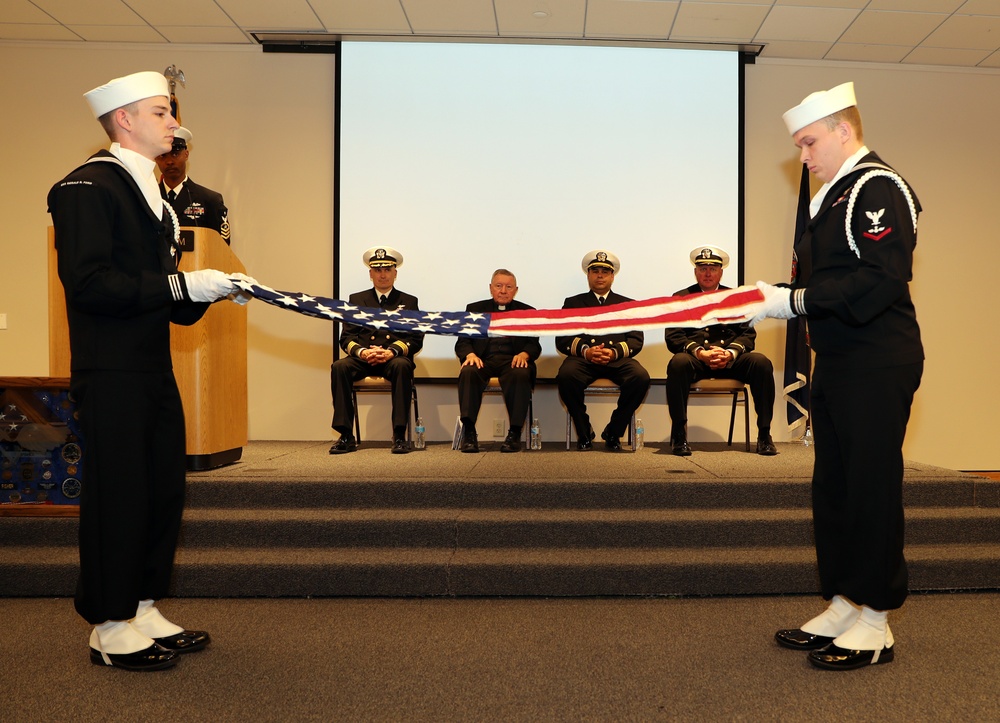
[0,378,83,507]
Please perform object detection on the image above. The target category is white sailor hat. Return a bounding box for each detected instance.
[363,246,403,269]
[689,246,730,269]
[84,71,169,119]
[581,249,620,274]
[782,82,857,136]
[171,126,192,152]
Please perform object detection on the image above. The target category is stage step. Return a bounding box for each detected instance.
[2,441,997,597]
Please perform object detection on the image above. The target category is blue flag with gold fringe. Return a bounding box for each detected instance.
[783,164,812,439]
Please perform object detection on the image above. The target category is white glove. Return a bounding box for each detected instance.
[749,281,795,327]
[228,273,259,306]
[179,269,235,303]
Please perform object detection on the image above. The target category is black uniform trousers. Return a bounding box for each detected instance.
[71,370,187,625]
[557,356,650,439]
[810,359,922,611]
[330,355,415,435]
[458,356,534,429]
[665,352,775,434]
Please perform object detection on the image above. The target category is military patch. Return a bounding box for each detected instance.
[863,208,891,241]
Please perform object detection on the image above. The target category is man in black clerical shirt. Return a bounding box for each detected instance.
[455,269,541,453]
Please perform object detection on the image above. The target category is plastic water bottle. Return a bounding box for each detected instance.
[635,419,644,451]
[530,418,541,450]
[802,426,813,447]
[415,417,426,449]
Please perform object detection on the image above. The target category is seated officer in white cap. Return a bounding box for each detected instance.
[156,126,232,244]
[48,71,243,671]
[665,246,776,456]
[330,247,423,454]
[752,82,923,671]
[556,250,650,451]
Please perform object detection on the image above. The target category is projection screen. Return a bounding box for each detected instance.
[338,41,742,378]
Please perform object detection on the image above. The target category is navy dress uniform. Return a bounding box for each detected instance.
[665,246,776,456]
[754,82,923,670]
[49,71,237,671]
[157,127,232,244]
[556,250,650,451]
[330,246,423,454]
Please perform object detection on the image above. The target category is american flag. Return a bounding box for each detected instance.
[231,278,764,338]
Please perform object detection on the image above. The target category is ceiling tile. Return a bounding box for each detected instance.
[124,0,237,27]
[403,0,497,35]
[213,0,325,31]
[0,23,80,40]
[496,0,584,38]
[31,0,145,26]
[775,0,866,7]
[903,46,992,65]
[869,0,962,9]
[0,0,57,23]
[825,42,911,63]
[672,2,768,42]
[682,0,772,4]
[923,14,1000,50]
[585,0,676,39]
[159,26,253,43]
[309,0,413,34]
[756,6,860,42]
[757,39,833,59]
[67,24,167,42]
[979,49,1000,67]
[841,10,947,45]
[957,0,1000,16]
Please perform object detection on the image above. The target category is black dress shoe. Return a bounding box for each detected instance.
[459,425,479,452]
[671,438,692,456]
[90,644,179,671]
[577,428,596,451]
[756,435,778,456]
[154,630,211,654]
[774,628,835,650]
[601,428,622,452]
[808,643,894,670]
[329,436,358,454]
[500,432,521,453]
[392,438,410,454]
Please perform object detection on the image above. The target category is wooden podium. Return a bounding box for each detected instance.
[48,227,248,470]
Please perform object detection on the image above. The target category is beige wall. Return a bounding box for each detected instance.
[745,59,1000,471]
[1,42,997,469]
[0,42,336,440]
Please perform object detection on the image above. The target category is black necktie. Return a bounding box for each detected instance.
[167,190,176,202]
[598,296,605,305]
[379,294,388,307]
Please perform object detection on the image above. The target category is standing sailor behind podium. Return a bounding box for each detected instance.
[751,82,923,671]
[48,71,245,671]
[156,126,232,244]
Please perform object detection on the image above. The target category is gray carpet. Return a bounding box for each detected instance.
[2,593,997,721]
[4,441,997,598]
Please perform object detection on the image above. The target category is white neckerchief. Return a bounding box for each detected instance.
[109,143,166,218]
[809,145,870,218]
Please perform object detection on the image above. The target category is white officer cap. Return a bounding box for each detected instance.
[169,127,193,152]
[782,82,857,135]
[363,246,403,269]
[84,71,169,119]
[581,249,620,274]
[689,246,730,269]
